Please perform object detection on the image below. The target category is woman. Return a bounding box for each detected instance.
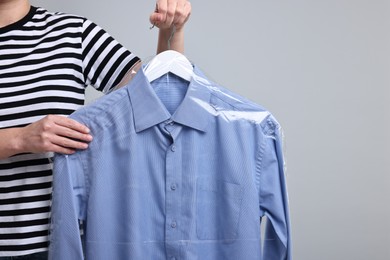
[0,0,191,258]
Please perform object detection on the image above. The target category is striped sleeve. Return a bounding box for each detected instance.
[81,19,140,93]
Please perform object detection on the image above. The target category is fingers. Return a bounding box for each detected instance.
[149,12,163,27]
[173,1,191,29]
[150,0,174,29]
[150,0,191,29]
[26,115,93,154]
[48,115,93,150]
[51,116,92,143]
[164,0,177,28]
[50,133,89,152]
[50,115,90,135]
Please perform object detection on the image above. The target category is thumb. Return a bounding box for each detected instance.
[150,13,163,27]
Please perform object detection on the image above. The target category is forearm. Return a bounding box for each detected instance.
[0,127,23,159]
[157,27,184,54]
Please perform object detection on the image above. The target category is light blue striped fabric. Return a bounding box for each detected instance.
[49,66,292,260]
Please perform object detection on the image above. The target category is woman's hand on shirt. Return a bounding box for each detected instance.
[17,115,93,155]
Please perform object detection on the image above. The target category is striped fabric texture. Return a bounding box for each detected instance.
[0,6,139,256]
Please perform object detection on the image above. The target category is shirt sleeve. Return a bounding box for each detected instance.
[49,151,87,260]
[257,116,292,260]
[81,19,140,93]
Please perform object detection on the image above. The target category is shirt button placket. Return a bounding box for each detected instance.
[165,124,181,259]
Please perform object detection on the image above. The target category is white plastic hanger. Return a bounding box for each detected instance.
[143,50,193,83]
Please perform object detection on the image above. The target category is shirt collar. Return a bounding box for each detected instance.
[127,66,213,133]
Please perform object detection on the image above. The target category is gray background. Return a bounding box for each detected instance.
[32,0,390,259]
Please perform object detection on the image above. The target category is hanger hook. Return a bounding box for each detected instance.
[167,26,176,50]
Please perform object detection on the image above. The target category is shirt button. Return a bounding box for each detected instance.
[171,221,177,228]
[171,145,176,152]
[170,184,177,190]
[170,257,176,260]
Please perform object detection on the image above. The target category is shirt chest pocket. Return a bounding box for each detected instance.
[196,178,243,240]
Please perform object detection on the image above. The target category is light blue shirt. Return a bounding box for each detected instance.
[49,66,292,260]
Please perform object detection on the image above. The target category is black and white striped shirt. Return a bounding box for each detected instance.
[0,6,140,256]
